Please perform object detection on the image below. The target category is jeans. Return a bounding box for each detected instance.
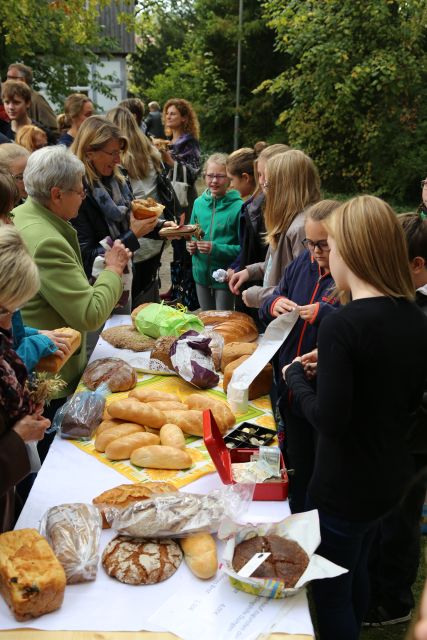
[306,496,378,640]
[195,284,235,311]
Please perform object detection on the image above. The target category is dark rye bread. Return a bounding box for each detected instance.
[102,536,182,585]
[232,534,309,588]
[83,357,137,392]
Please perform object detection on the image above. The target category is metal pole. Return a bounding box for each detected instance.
[234,0,243,150]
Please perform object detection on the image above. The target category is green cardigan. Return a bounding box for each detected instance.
[14,197,122,397]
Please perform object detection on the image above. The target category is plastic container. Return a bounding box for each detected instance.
[203,410,288,501]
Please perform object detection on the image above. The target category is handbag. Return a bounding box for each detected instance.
[156,167,181,223]
[170,162,189,208]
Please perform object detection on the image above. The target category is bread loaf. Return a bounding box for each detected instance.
[102,536,182,585]
[131,303,152,326]
[0,529,66,621]
[101,325,156,352]
[43,504,102,584]
[105,431,160,460]
[198,310,250,326]
[150,335,177,370]
[180,533,218,579]
[35,328,81,373]
[95,423,143,452]
[148,400,188,411]
[185,394,235,434]
[131,445,192,469]
[83,357,137,392]
[131,197,165,220]
[162,409,204,437]
[108,398,166,429]
[96,418,125,435]
[159,423,186,450]
[221,341,258,372]
[223,356,273,400]
[93,481,177,528]
[129,388,179,403]
[212,318,258,344]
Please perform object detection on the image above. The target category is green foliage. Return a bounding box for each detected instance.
[0,0,129,105]
[261,0,427,203]
[130,0,290,152]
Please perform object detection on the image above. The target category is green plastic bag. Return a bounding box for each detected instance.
[134,302,204,338]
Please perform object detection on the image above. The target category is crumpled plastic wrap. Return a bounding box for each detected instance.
[40,503,102,584]
[170,330,219,389]
[104,485,254,538]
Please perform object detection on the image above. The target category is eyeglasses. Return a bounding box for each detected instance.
[11,173,24,181]
[204,173,228,181]
[99,149,122,160]
[421,180,427,188]
[262,181,269,189]
[302,238,330,252]
[67,188,87,199]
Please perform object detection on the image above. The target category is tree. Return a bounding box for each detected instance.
[261,0,427,202]
[0,0,131,105]
[130,0,289,152]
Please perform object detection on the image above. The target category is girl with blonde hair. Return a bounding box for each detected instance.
[229,149,320,308]
[283,195,427,640]
[58,93,93,148]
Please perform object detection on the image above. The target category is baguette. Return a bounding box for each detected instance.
[148,400,188,411]
[128,388,179,403]
[35,328,81,373]
[185,394,234,434]
[131,445,192,469]
[179,533,218,579]
[159,423,186,450]
[105,431,160,460]
[108,398,166,429]
[95,423,143,452]
[96,419,126,436]
[162,409,204,437]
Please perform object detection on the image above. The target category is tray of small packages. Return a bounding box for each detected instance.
[203,409,288,500]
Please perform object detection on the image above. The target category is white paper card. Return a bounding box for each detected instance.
[238,552,271,578]
[148,571,312,640]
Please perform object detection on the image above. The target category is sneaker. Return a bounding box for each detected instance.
[363,604,412,626]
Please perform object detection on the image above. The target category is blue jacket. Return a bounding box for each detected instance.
[12,311,57,372]
[259,250,339,372]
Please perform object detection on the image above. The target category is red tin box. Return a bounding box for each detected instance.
[203,410,288,501]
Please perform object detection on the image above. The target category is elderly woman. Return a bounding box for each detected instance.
[71,116,164,287]
[0,224,50,531]
[0,142,30,202]
[13,145,130,403]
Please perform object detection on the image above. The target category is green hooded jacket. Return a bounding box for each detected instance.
[190,188,242,289]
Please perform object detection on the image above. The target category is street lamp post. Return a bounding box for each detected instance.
[233,0,243,150]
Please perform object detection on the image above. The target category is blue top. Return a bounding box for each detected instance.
[12,311,57,372]
[58,132,74,147]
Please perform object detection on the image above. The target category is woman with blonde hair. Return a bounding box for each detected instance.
[0,142,30,201]
[0,224,50,531]
[16,124,47,152]
[229,149,320,308]
[283,195,427,640]
[106,106,177,305]
[71,115,161,284]
[58,93,94,148]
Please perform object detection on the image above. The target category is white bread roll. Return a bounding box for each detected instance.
[185,394,235,434]
[105,432,160,460]
[179,533,218,579]
[108,398,166,429]
[159,423,186,450]
[130,445,192,469]
[95,423,143,452]
[162,410,204,437]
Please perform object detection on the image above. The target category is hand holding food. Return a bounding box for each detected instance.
[186,240,197,255]
[196,241,212,255]
[272,297,298,316]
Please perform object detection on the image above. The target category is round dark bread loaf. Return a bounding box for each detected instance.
[102,536,182,584]
[83,357,137,392]
[232,534,309,588]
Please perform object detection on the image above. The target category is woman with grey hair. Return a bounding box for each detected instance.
[0,143,30,201]
[13,145,130,408]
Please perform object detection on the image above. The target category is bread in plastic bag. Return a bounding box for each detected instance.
[170,330,219,389]
[51,382,109,440]
[104,484,254,538]
[201,329,224,371]
[40,503,102,584]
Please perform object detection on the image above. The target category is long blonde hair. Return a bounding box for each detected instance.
[326,195,415,301]
[16,124,47,152]
[71,116,128,186]
[0,224,40,309]
[264,149,321,248]
[106,106,161,179]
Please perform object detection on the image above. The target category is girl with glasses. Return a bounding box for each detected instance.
[186,153,242,310]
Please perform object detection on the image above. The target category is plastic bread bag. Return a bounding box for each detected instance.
[104,483,254,538]
[200,329,224,371]
[50,382,109,440]
[40,503,102,584]
[170,330,219,389]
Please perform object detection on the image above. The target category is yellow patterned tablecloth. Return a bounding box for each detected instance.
[71,373,276,488]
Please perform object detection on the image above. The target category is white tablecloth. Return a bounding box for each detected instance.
[0,317,314,637]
